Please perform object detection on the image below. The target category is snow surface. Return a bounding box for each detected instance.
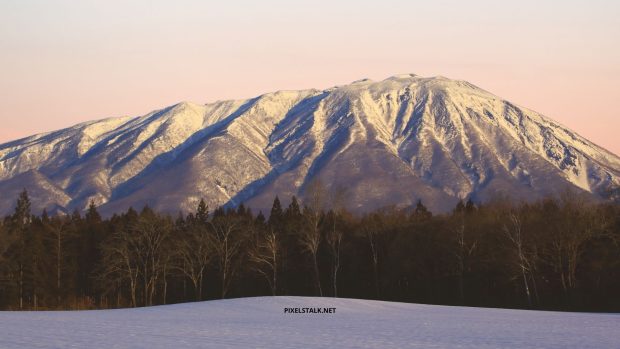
[0,296,618,349]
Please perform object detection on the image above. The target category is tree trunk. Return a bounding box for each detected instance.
[19,263,23,310]
[198,273,203,301]
[57,233,61,306]
[458,265,464,304]
[521,265,532,307]
[333,254,340,297]
[373,258,379,299]
[183,261,187,300]
[272,253,278,296]
[531,273,540,305]
[143,268,148,306]
[130,279,137,308]
[162,264,168,305]
[312,253,322,297]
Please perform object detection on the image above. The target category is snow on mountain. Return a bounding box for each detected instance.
[0,74,619,216]
[0,296,618,349]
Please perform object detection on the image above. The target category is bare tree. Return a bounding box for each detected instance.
[545,192,606,298]
[301,179,327,297]
[45,215,75,306]
[100,231,140,307]
[249,227,279,296]
[325,187,347,297]
[325,211,343,297]
[453,214,477,304]
[503,210,535,306]
[160,252,172,304]
[100,212,172,307]
[175,224,212,301]
[209,215,242,299]
[361,213,382,299]
[137,214,173,306]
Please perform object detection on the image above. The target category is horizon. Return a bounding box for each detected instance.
[0,1,619,155]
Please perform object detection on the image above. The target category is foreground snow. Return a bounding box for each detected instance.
[0,296,618,348]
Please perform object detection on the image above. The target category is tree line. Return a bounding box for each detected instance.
[0,184,619,311]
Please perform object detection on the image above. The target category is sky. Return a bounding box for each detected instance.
[1,0,619,154]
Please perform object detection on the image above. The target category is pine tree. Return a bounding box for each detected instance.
[196,199,209,224]
[256,211,266,225]
[41,209,49,223]
[24,216,46,310]
[85,201,102,224]
[71,209,81,223]
[237,203,246,216]
[125,207,138,221]
[78,201,103,302]
[268,196,283,226]
[413,200,432,220]
[13,190,31,228]
[285,196,301,218]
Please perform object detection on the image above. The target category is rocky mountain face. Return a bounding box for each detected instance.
[1,74,619,216]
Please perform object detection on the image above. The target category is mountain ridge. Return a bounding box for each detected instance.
[1,74,618,216]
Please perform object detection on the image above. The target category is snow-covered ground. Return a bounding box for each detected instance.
[0,296,618,348]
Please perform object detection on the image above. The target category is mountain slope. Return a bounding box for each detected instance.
[1,74,619,216]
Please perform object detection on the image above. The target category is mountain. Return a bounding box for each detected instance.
[1,74,619,216]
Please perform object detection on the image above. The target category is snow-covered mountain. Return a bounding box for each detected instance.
[1,74,619,216]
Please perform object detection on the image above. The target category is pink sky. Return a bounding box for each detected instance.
[1,1,618,155]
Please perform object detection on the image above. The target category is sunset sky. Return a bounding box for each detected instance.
[1,0,618,154]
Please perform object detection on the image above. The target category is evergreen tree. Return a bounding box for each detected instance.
[71,209,81,223]
[285,196,301,218]
[256,211,266,225]
[237,203,246,216]
[125,207,138,221]
[41,209,49,223]
[78,201,103,301]
[413,200,432,220]
[140,205,154,218]
[13,189,31,227]
[85,201,101,224]
[24,216,46,310]
[196,199,209,224]
[268,196,283,226]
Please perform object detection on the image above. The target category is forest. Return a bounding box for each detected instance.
[0,183,619,312]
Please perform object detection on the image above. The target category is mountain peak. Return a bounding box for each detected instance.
[350,78,373,85]
[173,100,203,109]
[385,73,418,80]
